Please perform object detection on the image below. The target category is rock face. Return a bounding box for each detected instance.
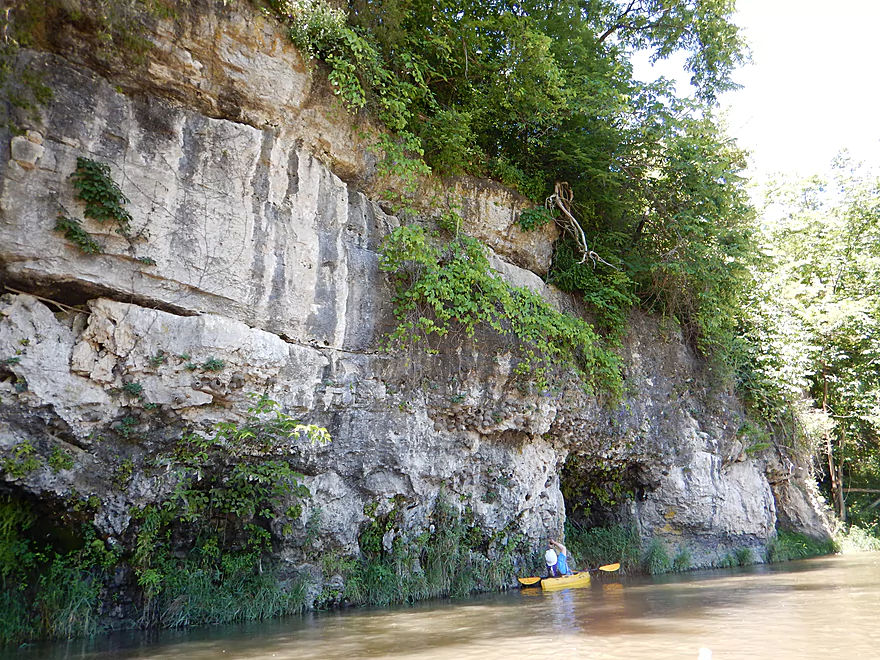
[0,0,830,611]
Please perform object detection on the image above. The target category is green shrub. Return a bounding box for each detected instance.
[0,588,35,646]
[642,538,670,575]
[835,525,880,553]
[717,547,755,568]
[132,396,327,627]
[322,495,526,608]
[549,237,637,337]
[735,546,754,565]
[767,531,838,563]
[48,447,74,473]
[139,525,307,629]
[564,522,640,573]
[672,548,692,572]
[0,497,118,646]
[379,226,622,395]
[418,108,480,176]
[36,535,117,640]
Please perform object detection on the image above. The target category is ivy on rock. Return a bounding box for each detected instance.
[379,224,623,395]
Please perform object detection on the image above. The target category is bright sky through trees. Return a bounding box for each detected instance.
[634,0,880,176]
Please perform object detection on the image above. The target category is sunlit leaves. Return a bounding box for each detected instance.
[755,157,880,524]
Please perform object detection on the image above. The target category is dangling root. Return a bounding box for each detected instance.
[546,182,616,269]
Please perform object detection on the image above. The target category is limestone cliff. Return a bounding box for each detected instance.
[0,0,829,615]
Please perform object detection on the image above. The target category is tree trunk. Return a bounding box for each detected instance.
[837,426,847,522]
[822,364,844,520]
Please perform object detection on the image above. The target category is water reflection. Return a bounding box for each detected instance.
[6,553,880,660]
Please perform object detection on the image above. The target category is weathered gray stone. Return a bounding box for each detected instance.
[10,135,44,169]
[1,59,401,351]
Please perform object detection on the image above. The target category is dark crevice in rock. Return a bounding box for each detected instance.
[2,270,387,359]
[0,271,199,318]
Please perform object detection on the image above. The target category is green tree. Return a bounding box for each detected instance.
[756,155,880,524]
[269,0,757,369]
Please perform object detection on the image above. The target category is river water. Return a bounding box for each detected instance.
[7,552,880,660]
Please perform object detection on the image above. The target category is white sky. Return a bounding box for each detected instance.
[633,0,880,178]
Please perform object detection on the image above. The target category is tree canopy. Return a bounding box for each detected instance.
[268,0,754,355]
[751,157,880,526]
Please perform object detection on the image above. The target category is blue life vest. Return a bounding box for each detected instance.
[556,552,570,574]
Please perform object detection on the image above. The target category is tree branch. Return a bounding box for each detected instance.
[598,0,639,44]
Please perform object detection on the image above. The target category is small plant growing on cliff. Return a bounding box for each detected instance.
[54,215,103,254]
[148,351,167,367]
[1,441,40,478]
[201,357,226,372]
[116,415,139,440]
[122,382,144,397]
[518,206,556,232]
[113,459,135,490]
[70,157,133,237]
[48,447,74,473]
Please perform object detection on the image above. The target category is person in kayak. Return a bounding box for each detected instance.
[544,539,572,577]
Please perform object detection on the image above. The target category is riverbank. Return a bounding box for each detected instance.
[4,553,880,660]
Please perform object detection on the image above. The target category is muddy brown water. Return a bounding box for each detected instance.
[6,553,880,660]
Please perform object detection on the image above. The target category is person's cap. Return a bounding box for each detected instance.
[544,549,557,565]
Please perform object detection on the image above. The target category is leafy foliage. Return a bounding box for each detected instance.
[766,531,837,563]
[0,496,119,646]
[54,215,102,254]
[560,455,637,525]
[379,224,623,394]
[69,157,133,237]
[641,538,670,574]
[55,156,139,254]
[835,524,880,553]
[564,522,641,573]
[320,495,526,607]
[200,357,226,372]
[132,395,328,627]
[1,441,40,479]
[751,157,880,525]
[266,0,755,368]
[133,508,307,628]
[48,447,74,473]
[518,206,557,232]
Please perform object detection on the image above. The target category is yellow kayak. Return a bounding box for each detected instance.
[517,571,591,591]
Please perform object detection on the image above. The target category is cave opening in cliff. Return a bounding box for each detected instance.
[559,454,648,528]
[0,487,97,558]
